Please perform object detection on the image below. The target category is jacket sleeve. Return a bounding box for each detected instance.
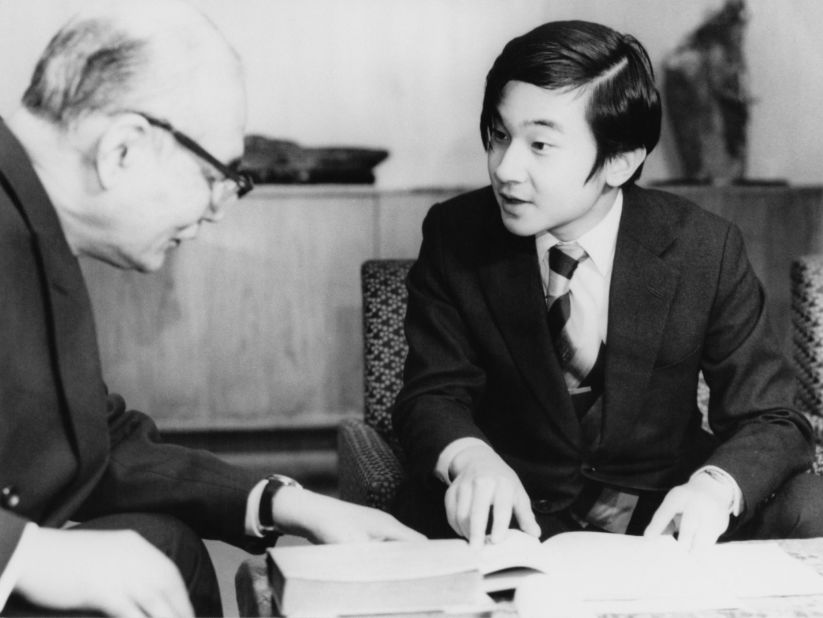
[392,204,491,481]
[701,223,814,514]
[0,511,28,588]
[73,394,269,553]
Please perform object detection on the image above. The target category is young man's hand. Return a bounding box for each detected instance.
[270,487,426,544]
[445,444,541,547]
[644,473,732,551]
[15,527,194,618]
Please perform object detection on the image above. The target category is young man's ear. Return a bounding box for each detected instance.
[94,114,152,190]
[603,147,647,188]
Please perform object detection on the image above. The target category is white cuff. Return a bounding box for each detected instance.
[0,522,39,610]
[692,465,744,516]
[245,479,269,538]
[435,437,491,484]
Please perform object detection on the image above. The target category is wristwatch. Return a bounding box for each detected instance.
[259,474,303,534]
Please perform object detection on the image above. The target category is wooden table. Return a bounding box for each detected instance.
[235,537,823,617]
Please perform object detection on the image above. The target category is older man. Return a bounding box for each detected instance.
[0,2,421,617]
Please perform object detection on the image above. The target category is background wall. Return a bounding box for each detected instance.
[1,0,822,189]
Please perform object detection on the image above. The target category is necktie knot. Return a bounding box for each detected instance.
[547,242,587,298]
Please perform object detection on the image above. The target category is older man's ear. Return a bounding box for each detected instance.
[94,114,154,190]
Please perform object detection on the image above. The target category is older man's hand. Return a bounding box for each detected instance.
[270,487,426,544]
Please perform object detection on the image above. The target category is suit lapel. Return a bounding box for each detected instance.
[0,121,108,486]
[477,205,580,443]
[603,187,680,443]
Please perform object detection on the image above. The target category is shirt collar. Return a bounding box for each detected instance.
[535,189,623,279]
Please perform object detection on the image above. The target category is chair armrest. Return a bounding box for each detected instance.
[812,443,823,477]
[803,411,823,445]
[338,418,405,512]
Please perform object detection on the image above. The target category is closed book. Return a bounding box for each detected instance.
[267,539,488,617]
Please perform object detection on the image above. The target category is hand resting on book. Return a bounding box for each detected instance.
[270,485,426,543]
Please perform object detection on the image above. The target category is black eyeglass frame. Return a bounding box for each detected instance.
[135,111,253,198]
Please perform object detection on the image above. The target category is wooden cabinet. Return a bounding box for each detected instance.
[80,186,462,431]
[80,184,823,431]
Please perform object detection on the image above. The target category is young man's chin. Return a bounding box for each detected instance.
[499,212,546,238]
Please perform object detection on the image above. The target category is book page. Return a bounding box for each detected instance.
[693,541,823,598]
[505,532,823,616]
[523,531,735,602]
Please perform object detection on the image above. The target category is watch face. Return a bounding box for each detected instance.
[260,475,303,533]
[269,474,302,489]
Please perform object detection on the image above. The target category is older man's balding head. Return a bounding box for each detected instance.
[22,0,244,133]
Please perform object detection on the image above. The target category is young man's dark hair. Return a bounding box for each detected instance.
[480,20,661,184]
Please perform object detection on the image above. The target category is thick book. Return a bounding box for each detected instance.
[266,539,491,617]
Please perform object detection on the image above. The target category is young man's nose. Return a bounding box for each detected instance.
[492,143,528,184]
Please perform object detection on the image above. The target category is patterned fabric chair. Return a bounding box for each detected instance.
[338,260,413,510]
[791,255,823,473]
[338,256,823,512]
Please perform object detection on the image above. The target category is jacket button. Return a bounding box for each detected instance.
[531,499,553,514]
[1,485,20,509]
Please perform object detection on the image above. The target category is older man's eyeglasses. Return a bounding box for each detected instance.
[135,112,254,202]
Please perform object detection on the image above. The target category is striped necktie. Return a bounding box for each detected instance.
[547,244,647,534]
[546,242,605,416]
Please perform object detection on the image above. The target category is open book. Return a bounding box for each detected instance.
[267,531,823,617]
[482,529,823,614]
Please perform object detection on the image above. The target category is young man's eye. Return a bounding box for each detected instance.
[489,128,509,144]
[532,141,553,153]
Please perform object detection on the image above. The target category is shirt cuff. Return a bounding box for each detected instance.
[245,479,269,538]
[0,522,38,610]
[435,437,491,484]
[691,465,744,516]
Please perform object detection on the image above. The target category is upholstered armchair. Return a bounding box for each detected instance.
[339,255,823,513]
[338,259,413,511]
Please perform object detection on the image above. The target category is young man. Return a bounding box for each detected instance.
[0,3,421,617]
[392,20,823,551]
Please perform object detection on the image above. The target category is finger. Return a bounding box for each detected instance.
[163,579,195,618]
[137,594,180,618]
[453,483,475,539]
[689,513,724,551]
[489,486,514,544]
[513,494,541,538]
[467,482,495,547]
[690,526,718,552]
[444,485,461,538]
[676,510,698,553]
[644,496,678,537]
[137,568,193,618]
[99,597,146,618]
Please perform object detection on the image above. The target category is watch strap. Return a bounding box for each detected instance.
[259,474,302,533]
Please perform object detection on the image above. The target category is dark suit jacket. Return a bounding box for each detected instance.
[393,185,814,525]
[0,120,263,578]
